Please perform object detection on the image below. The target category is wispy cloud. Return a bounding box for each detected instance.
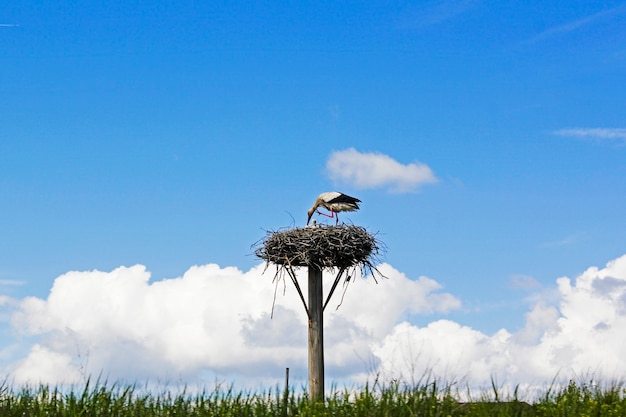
[527,4,626,43]
[325,148,438,193]
[0,24,19,27]
[554,128,626,144]
[510,274,542,291]
[539,232,586,248]
[395,0,478,30]
[0,279,25,286]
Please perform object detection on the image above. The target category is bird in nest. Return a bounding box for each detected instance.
[307,191,361,225]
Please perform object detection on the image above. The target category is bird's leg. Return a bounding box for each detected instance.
[316,209,336,219]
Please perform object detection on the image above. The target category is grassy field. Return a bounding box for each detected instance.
[1,378,624,416]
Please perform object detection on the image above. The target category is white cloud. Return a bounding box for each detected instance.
[6,262,459,386]
[554,128,626,143]
[4,254,626,397]
[512,302,560,345]
[0,295,12,306]
[373,255,626,391]
[325,148,438,193]
[372,320,513,385]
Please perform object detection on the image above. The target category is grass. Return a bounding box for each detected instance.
[0,378,625,416]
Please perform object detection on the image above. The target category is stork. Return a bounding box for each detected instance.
[307,192,361,225]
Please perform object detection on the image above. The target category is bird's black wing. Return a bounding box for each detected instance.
[328,193,361,206]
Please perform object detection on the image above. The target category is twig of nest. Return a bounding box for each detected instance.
[253,225,385,315]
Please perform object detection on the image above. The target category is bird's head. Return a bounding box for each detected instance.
[306,207,315,225]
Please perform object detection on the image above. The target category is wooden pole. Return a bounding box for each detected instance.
[308,265,324,402]
[283,367,290,416]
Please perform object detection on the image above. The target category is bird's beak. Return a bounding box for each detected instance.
[307,210,313,225]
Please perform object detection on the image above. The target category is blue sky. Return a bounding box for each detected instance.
[2,1,626,391]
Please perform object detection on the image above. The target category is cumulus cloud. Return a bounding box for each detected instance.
[325,148,438,193]
[373,255,626,391]
[4,254,626,396]
[554,128,626,143]
[6,263,459,386]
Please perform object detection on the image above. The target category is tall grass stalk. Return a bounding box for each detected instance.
[0,377,624,416]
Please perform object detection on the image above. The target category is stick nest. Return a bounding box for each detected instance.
[254,225,382,271]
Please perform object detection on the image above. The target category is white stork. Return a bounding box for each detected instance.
[307,191,361,225]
